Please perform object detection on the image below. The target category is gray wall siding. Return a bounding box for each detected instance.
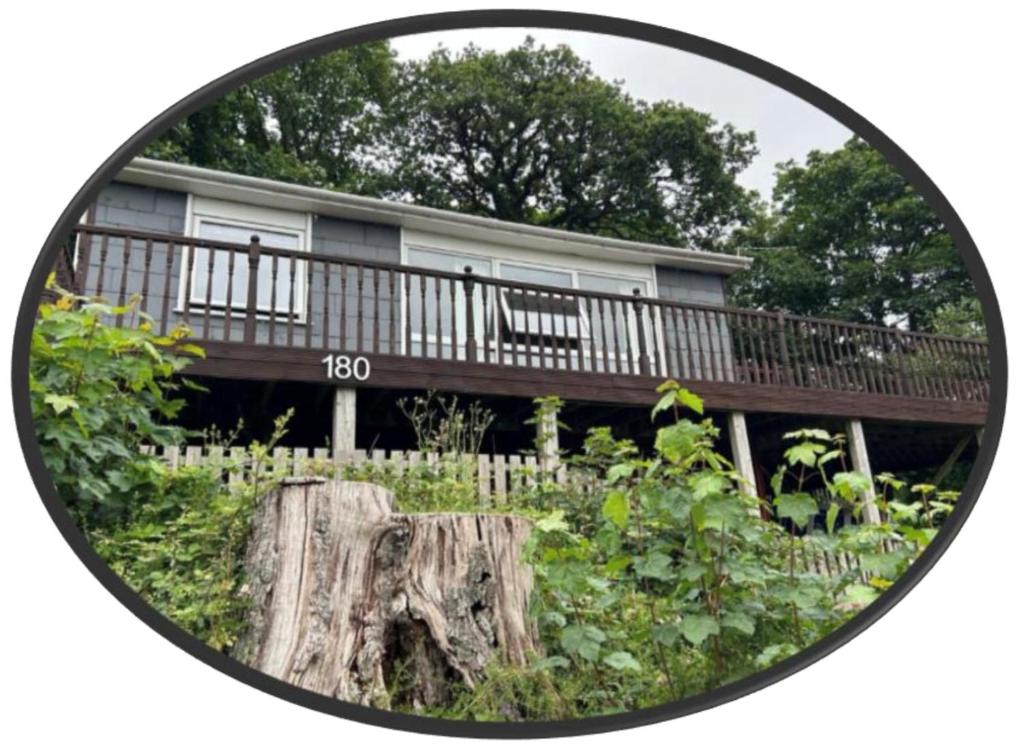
[308,217,401,351]
[80,183,188,332]
[93,181,188,234]
[655,265,726,306]
[311,216,400,263]
[80,186,403,350]
[655,266,735,382]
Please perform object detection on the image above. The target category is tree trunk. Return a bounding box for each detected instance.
[234,477,539,710]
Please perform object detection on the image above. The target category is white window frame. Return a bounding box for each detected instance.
[494,262,592,364]
[400,230,666,371]
[403,245,493,355]
[178,196,313,322]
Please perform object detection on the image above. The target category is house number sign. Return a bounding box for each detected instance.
[320,354,371,381]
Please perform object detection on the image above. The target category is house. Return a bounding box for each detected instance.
[62,157,990,505]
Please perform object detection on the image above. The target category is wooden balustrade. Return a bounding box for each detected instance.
[62,224,991,403]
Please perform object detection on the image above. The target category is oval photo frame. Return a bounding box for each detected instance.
[11,9,1007,738]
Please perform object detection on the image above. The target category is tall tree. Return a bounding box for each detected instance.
[145,41,397,191]
[145,37,755,250]
[381,38,758,250]
[728,138,974,333]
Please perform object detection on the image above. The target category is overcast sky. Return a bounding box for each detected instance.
[391,28,852,200]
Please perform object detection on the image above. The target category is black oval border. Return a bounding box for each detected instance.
[10,9,1007,739]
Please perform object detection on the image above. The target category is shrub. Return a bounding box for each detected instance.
[29,279,204,528]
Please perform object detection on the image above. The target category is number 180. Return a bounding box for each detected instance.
[321,354,371,381]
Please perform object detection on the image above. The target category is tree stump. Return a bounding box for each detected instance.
[234,477,539,709]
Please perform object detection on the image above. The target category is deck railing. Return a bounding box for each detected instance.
[66,224,990,403]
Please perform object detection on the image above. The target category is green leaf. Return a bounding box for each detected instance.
[675,387,704,415]
[775,492,819,528]
[841,583,880,609]
[681,614,720,645]
[44,393,78,414]
[534,510,569,533]
[560,624,606,661]
[825,502,841,534]
[652,622,682,646]
[634,552,673,580]
[602,491,630,529]
[602,651,642,672]
[833,471,872,503]
[606,463,635,484]
[756,643,799,667]
[604,554,632,575]
[783,428,831,441]
[651,390,677,421]
[859,551,904,578]
[654,419,703,463]
[721,612,756,635]
[690,470,728,501]
[784,441,826,467]
[655,379,680,394]
[176,343,206,358]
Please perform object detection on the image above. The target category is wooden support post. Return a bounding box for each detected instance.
[727,411,760,514]
[845,419,881,524]
[537,406,560,474]
[332,387,357,461]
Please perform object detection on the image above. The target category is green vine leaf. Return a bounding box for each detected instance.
[681,614,720,645]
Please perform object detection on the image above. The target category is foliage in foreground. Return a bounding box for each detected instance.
[29,280,203,528]
[30,290,957,717]
[403,384,955,720]
[90,411,294,651]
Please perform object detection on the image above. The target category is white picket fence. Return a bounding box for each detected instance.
[142,445,570,503]
[143,445,870,576]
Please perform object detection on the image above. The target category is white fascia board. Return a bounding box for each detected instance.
[119,157,752,276]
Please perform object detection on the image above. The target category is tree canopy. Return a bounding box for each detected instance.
[728,138,976,333]
[145,37,758,251]
[145,41,397,191]
[378,39,758,249]
[143,38,977,334]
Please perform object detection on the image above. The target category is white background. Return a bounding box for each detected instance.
[2,2,1019,741]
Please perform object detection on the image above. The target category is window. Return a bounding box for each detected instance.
[497,263,589,344]
[578,271,660,373]
[182,198,310,319]
[405,246,492,358]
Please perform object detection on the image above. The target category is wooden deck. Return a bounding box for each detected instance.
[65,225,991,425]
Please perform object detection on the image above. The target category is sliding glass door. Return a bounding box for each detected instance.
[405,246,492,360]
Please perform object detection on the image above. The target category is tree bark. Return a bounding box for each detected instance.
[234,477,539,710]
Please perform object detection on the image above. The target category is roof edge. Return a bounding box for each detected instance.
[118,158,752,276]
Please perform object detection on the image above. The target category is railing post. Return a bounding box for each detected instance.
[463,265,477,362]
[894,328,912,396]
[244,234,261,344]
[776,310,793,385]
[632,288,651,376]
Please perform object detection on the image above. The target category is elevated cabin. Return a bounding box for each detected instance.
[59,158,991,504]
